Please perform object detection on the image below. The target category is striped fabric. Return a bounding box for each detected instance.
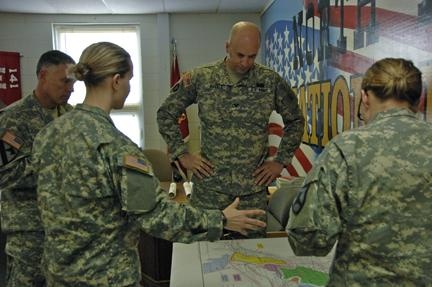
[267,111,317,177]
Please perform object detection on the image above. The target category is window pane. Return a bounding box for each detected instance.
[54,26,142,106]
[53,25,144,147]
[111,113,141,146]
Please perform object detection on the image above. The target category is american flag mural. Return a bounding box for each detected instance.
[263,0,432,177]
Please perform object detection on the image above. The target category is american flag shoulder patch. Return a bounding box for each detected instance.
[1,129,23,150]
[123,155,152,174]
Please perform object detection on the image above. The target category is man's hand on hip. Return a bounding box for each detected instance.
[178,153,214,179]
[253,161,284,186]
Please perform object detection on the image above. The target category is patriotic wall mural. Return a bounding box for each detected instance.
[262,0,432,176]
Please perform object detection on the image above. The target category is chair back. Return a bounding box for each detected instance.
[266,177,304,232]
[143,149,173,182]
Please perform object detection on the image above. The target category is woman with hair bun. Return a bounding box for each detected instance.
[32,42,266,286]
[287,58,432,286]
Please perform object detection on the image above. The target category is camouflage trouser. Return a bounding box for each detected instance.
[190,188,267,238]
[5,231,45,287]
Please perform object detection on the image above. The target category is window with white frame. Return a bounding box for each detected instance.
[53,24,143,147]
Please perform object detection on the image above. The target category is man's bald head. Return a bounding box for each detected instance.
[225,21,261,75]
[228,21,261,44]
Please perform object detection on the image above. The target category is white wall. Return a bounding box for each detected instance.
[0,12,260,151]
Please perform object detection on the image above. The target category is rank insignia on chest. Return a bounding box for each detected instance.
[123,155,151,174]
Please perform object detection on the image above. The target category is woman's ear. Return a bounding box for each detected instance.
[112,73,121,90]
[361,89,370,108]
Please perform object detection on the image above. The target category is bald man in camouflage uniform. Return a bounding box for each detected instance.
[287,58,432,285]
[0,50,75,287]
[157,22,304,238]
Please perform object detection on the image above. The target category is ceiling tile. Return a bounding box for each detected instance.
[219,0,269,13]
[0,0,269,14]
[164,0,218,13]
[0,0,57,13]
[105,0,164,14]
[45,0,111,14]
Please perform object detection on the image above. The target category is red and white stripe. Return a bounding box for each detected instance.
[267,111,317,177]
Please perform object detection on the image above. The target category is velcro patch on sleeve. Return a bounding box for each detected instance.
[123,155,152,175]
[125,169,157,213]
[291,185,309,215]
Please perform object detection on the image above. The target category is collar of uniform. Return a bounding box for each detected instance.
[30,91,66,121]
[214,58,233,86]
[75,103,115,126]
[370,107,417,123]
[217,57,257,86]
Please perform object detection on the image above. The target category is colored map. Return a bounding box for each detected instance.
[198,237,334,287]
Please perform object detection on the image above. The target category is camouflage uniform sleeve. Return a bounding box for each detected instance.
[273,74,305,165]
[0,124,33,190]
[0,155,33,189]
[136,186,224,243]
[116,153,223,243]
[286,141,346,256]
[157,71,197,161]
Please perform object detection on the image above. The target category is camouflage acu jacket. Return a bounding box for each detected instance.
[157,59,304,196]
[287,108,432,286]
[33,104,223,286]
[0,93,72,233]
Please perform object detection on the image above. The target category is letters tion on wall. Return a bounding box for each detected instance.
[262,0,432,163]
